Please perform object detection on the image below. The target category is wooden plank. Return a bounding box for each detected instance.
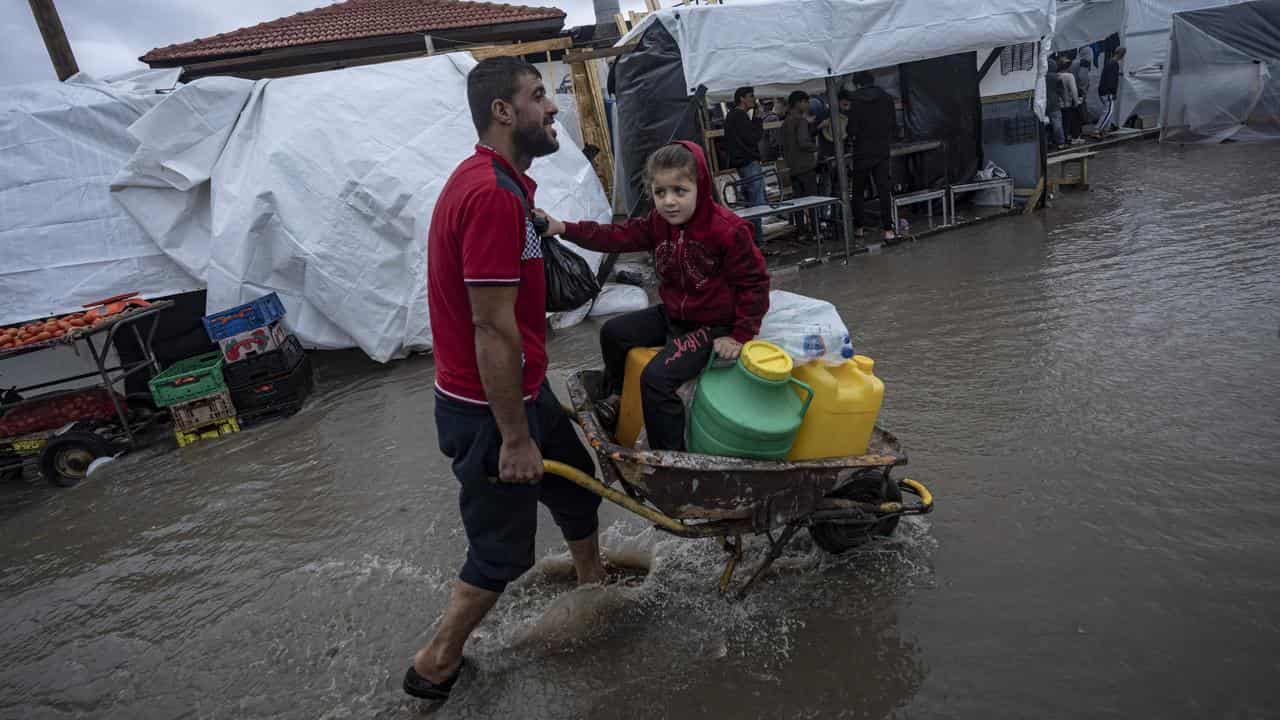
[569,59,615,201]
[981,90,1034,104]
[703,119,782,139]
[564,42,637,62]
[1046,151,1098,165]
[467,37,571,60]
[645,0,662,11]
[1023,176,1044,215]
[615,13,630,36]
[220,48,431,80]
[232,37,571,80]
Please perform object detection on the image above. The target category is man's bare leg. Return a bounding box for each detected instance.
[413,580,499,683]
[567,531,607,585]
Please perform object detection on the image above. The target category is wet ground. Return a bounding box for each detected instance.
[3,140,1279,719]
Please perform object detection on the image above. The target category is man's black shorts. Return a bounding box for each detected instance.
[435,381,601,592]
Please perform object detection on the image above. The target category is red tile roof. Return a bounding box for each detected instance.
[142,0,565,63]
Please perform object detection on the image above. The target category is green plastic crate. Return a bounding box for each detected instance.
[149,351,226,407]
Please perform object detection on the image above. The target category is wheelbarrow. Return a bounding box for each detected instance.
[544,370,934,598]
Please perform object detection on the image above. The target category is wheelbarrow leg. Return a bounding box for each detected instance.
[735,524,801,600]
[718,535,743,594]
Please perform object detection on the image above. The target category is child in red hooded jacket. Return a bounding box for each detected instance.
[537,141,770,451]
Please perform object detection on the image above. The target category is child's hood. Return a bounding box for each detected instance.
[672,140,717,228]
[660,140,750,241]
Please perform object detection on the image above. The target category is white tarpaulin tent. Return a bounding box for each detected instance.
[1054,0,1125,48]
[112,53,611,362]
[1159,0,1280,142]
[618,0,1056,97]
[0,70,198,328]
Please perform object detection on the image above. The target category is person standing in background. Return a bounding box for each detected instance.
[1073,56,1093,127]
[817,90,853,203]
[1058,56,1083,143]
[724,86,767,239]
[847,72,898,243]
[1046,63,1066,150]
[782,91,818,197]
[1096,47,1126,137]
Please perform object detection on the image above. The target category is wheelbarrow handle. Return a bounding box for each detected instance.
[898,477,934,514]
[543,460,691,535]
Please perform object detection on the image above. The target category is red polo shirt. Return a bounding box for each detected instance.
[428,145,547,404]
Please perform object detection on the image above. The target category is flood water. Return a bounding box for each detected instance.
[2,140,1279,719]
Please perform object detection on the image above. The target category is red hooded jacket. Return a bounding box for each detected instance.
[563,141,770,343]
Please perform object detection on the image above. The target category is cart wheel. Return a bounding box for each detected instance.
[809,470,903,555]
[1,464,23,483]
[39,431,115,488]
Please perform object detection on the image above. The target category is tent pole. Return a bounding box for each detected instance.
[826,75,852,262]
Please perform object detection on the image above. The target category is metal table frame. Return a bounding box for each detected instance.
[891,188,950,230]
[733,195,849,260]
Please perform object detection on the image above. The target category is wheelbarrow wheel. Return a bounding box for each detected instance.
[809,471,902,555]
[39,431,114,488]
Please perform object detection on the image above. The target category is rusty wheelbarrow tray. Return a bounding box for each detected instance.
[546,370,934,597]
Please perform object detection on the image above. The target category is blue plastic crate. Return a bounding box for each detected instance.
[202,293,286,342]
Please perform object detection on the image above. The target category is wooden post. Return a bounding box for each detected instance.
[569,59,615,202]
[27,0,79,81]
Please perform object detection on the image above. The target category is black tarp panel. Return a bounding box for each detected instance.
[612,22,700,216]
[1178,0,1280,63]
[899,52,983,187]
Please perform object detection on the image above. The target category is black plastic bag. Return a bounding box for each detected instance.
[542,235,600,312]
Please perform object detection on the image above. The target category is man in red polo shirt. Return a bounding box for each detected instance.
[403,57,605,701]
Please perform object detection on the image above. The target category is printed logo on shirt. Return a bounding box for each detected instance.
[523,220,543,261]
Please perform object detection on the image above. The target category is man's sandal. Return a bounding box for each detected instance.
[403,659,466,700]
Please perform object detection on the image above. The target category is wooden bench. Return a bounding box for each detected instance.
[1046,151,1097,193]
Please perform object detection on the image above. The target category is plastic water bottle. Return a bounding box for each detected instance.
[802,334,826,359]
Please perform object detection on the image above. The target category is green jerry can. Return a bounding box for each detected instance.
[687,339,814,460]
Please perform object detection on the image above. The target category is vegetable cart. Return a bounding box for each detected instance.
[0,296,174,487]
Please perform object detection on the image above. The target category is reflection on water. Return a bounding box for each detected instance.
[2,141,1279,719]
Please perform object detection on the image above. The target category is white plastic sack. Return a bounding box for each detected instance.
[589,284,650,317]
[112,54,610,362]
[756,290,852,365]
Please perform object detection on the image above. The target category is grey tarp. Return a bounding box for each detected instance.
[1159,0,1280,142]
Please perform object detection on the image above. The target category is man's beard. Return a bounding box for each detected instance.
[514,116,559,158]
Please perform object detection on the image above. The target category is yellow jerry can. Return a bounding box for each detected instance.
[786,355,884,460]
[616,347,660,448]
